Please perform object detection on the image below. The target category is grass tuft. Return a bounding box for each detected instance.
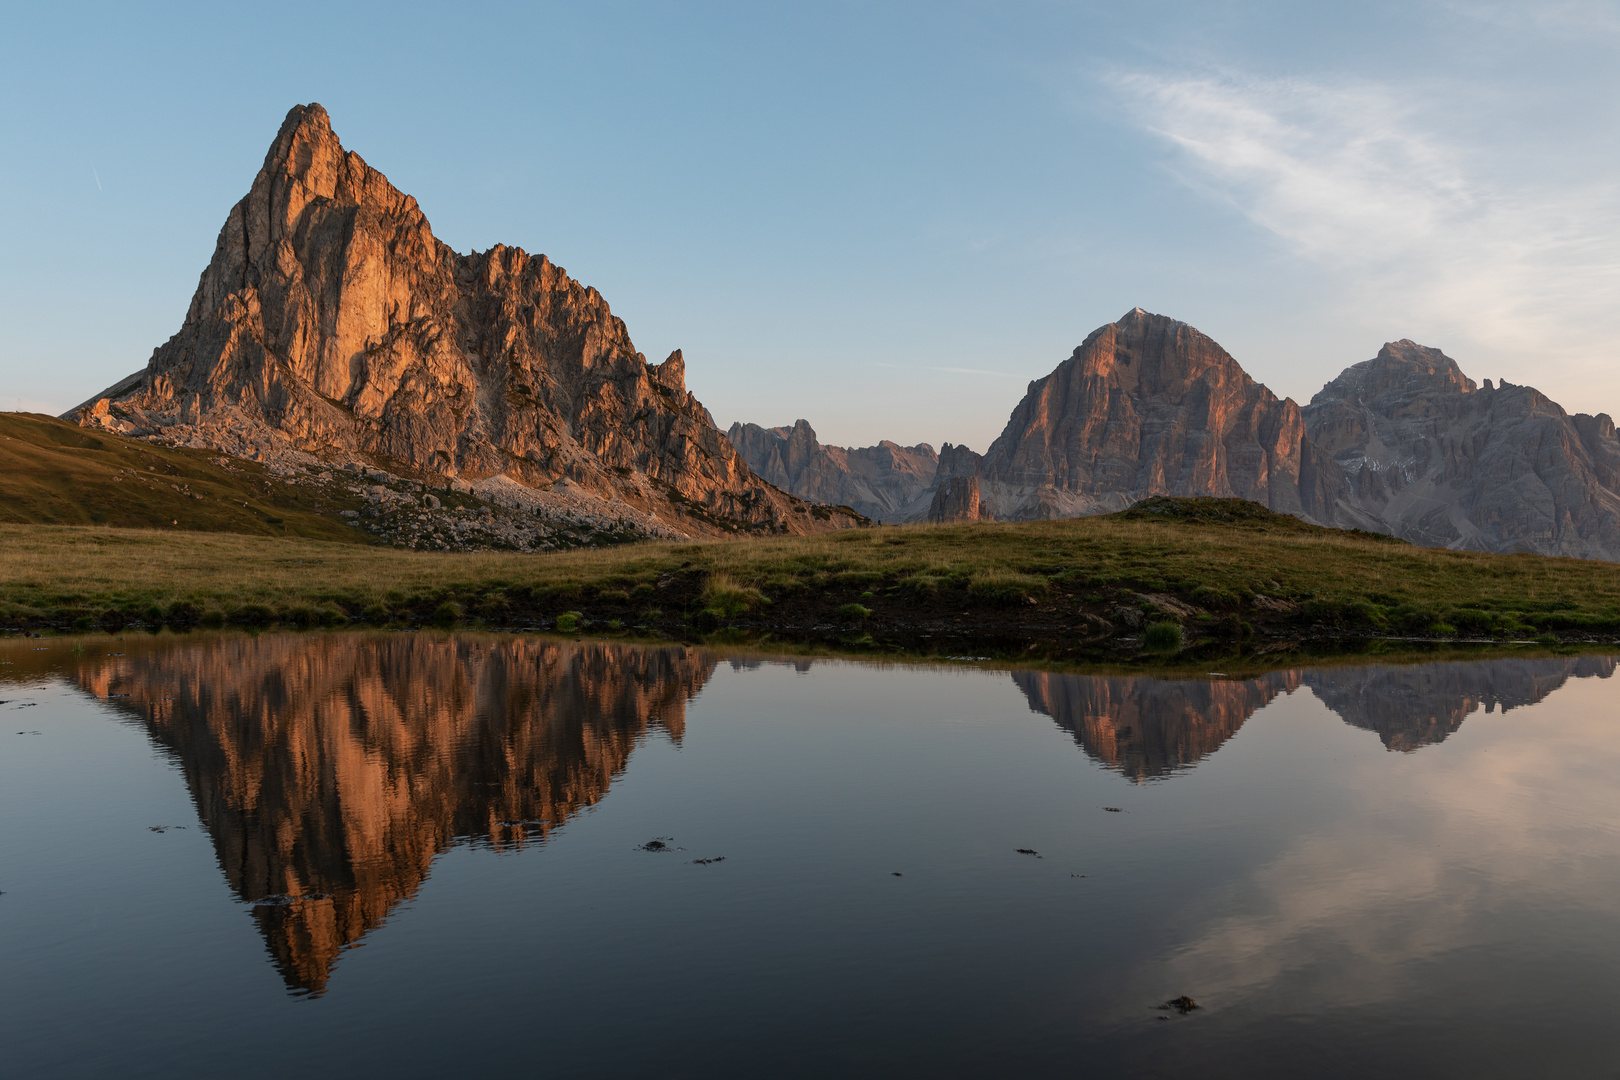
[703,573,767,617]
[1143,621,1182,652]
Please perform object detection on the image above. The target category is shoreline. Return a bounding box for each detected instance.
[7,504,1620,670]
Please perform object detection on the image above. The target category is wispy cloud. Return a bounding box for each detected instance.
[1106,66,1620,387]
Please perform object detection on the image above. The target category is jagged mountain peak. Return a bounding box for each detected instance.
[68,103,858,539]
[1304,340,1620,558]
[1313,341,1476,405]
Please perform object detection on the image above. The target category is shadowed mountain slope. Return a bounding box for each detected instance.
[1303,341,1620,559]
[726,419,938,523]
[0,411,370,540]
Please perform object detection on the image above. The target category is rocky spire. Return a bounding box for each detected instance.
[68,104,859,537]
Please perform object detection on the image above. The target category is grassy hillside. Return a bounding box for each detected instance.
[0,412,371,541]
[4,498,1619,662]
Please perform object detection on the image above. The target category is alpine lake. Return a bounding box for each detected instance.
[4,631,1619,1078]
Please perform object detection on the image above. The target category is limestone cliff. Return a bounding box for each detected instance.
[68,104,858,538]
[730,309,1359,528]
[1303,341,1620,558]
[926,475,988,523]
[725,419,935,523]
[973,308,1358,523]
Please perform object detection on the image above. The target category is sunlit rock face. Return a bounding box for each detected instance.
[1305,655,1618,752]
[68,103,857,537]
[1012,669,1305,782]
[1303,341,1620,559]
[974,309,1360,524]
[926,475,988,523]
[80,634,715,995]
[726,419,935,523]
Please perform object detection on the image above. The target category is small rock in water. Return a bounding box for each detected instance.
[691,857,726,865]
[638,838,674,852]
[1159,996,1200,1015]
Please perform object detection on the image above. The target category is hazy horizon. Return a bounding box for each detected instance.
[4,1,1617,452]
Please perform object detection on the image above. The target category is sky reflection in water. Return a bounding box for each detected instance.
[2,634,1617,1078]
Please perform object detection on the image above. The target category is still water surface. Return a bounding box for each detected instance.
[3,633,1619,1077]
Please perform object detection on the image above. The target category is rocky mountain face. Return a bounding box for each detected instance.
[83,633,715,995]
[69,103,858,539]
[725,419,937,523]
[972,308,1357,524]
[1303,341,1620,559]
[729,309,1620,562]
[926,476,985,524]
[732,309,1360,529]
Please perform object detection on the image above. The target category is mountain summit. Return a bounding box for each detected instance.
[971,307,1357,523]
[69,104,856,537]
[1304,341,1620,556]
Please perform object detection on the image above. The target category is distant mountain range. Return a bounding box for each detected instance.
[57,103,1620,560]
[729,308,1620,559]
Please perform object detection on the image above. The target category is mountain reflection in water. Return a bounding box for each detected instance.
[1018,655,1617,781]
[60,635,1618,996]
[79,634,714,995]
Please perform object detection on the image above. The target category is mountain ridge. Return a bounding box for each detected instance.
[731,308,1620,561]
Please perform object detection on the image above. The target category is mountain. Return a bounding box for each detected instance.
[1303,341,1620,559]
[67,103,858,539]
[725,420,938,523]
[970,308,1358,523]
[729,310,1620,562]
[731,308,1361,528]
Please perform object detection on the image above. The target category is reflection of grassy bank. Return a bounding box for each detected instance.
[1,628,1607,688]
[5,497,1620,664]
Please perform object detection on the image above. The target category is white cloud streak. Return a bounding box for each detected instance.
[1107,67,1620,386]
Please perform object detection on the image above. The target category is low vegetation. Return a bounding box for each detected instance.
[0,412,377,541]
[5,496,1620,665]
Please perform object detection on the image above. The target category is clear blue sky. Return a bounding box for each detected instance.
[4,1,1617,451]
